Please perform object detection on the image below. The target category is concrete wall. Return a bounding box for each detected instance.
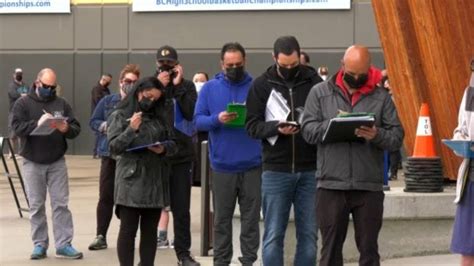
[0,0,382,154]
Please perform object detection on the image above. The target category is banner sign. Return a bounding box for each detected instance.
[133,0,350,12]
[0,0,71,14]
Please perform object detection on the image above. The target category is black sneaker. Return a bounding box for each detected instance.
[88,235,107,250]
[178,255,200,266]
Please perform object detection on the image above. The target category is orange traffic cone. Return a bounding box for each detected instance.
[412,103,437,158]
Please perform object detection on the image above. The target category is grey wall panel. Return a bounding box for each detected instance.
[355,2,381,47]
[74,53,101,155]
[102,53,129,92]
[0,14,73,50]
[128,53,156,77]
[103,6,129,50]
[74,7,102,50]
[130,10,354,50]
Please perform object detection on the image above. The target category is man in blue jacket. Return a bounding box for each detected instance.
[194,42,262,266]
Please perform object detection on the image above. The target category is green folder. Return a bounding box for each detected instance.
[225,103,246,128]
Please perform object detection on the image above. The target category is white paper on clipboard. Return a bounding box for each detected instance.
[265,89,290,145]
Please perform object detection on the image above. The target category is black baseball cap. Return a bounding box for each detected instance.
[156,45,178,62]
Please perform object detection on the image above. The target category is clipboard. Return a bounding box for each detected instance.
[30,117,68,136]
[225,103,246,128]
[322,116,375,144]
[126,140,172,152]
[442,139,474,158]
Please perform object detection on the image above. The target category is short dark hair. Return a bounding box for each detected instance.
[102,73,112,78]
[194,71,209,81]
[220,42,246,60]
[273,36,300,58]
[301,51,310,63]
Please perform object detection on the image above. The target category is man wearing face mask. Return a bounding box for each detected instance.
[11,68,83,260]
[8,68,29,157]
[88,64,140,251]
[195,42,262,266]
[245,36,323,266]
[155,45,200,266]
[301,45,404,266]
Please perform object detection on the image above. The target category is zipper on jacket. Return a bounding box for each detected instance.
[289,87,296,174]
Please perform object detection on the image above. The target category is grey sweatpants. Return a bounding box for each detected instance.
[22,157,74,249]
[211,167,262,266]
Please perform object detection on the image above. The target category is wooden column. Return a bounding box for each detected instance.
[372,0,474,180]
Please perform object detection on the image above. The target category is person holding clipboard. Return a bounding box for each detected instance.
[107,77,177,266]
[449,60,474,266]
[301,45,404,266]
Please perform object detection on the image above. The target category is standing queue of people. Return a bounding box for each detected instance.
[13,35,471,266]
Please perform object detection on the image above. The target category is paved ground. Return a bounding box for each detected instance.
[0,155,460,265]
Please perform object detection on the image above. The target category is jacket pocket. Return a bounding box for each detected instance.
[116,157,138,180]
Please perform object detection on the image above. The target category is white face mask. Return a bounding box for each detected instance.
[194,82,205,93]
[320,75,328,81]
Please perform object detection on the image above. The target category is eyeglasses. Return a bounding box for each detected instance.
[122,78,137,85]
[40,81,57,90]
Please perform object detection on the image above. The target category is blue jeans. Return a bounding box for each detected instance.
[261,170,317,266]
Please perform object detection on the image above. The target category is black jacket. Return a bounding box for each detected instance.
[245,65,323,173]
[163,79,197,163]
[11,90,81,164]
[91,82,111,113]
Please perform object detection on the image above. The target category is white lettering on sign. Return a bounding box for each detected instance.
[416,116,432,136]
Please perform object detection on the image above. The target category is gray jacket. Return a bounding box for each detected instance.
[301,77,404,191]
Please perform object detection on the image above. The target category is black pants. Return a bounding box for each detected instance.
[96,156,116,237]
[170,161,193,260]
[317,188,384,266]
[117,205,161,266]
[389,150,402,178]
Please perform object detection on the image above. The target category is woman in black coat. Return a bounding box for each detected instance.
[107,77,177,266]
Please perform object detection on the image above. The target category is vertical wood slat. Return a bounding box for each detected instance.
[372,0,474,180]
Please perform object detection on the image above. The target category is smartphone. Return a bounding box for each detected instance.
[278,121,301,129]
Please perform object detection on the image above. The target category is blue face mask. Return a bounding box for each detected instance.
[38,87,55,99]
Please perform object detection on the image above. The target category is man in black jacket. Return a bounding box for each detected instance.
[155,45,200,266]
[7,68,29,157]
[11,68,83,260]
[245,36,323,266]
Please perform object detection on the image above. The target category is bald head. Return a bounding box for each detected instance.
[36,68,57,89]
[341,45,373,90]
[343,45,371,72]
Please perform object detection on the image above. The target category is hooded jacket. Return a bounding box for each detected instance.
[11,89,80,164]
[301,69,404,191]
[107,82,177,209]
[194,72,262,173]
[245,64,323,173]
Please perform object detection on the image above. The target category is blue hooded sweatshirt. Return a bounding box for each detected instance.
[194,72,262,173]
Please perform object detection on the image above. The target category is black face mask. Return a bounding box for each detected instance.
[157,65,176,79]
[139,97,155,112]
[343,72,368,89]
[15,74,23,82]
[225,66,245,83]
[278,64,300,81]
